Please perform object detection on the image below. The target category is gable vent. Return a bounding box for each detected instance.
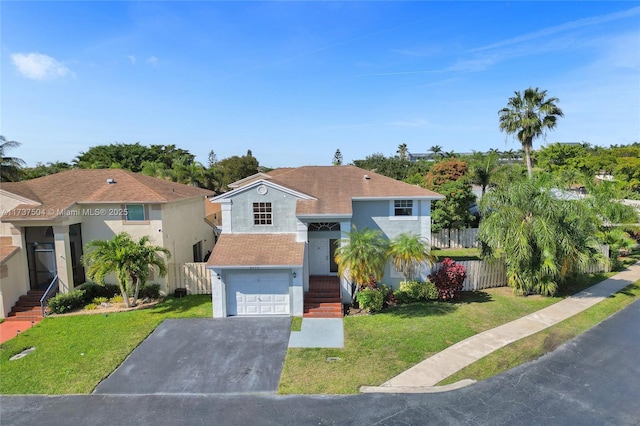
[106,178,117,184]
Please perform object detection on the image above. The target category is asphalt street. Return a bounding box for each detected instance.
[2,299,639,425]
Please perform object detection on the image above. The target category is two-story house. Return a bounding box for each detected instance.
[0,169,215,319]
[206,165,443,318]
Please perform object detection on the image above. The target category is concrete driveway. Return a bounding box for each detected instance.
[93,317,291,395]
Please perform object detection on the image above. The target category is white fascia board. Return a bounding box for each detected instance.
[209,179,316,202]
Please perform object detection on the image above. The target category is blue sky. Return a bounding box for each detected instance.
[2,1,639,169]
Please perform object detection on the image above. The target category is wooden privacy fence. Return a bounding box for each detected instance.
[167,262,212,295]
[431,228,480,249]
[427,260,506,291]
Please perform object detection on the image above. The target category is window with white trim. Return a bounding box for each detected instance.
[394,200,413,216]
[253,202,272,225]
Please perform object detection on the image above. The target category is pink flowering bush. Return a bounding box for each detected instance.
[429,258,467,301]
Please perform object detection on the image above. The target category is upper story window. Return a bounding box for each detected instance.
[394,200,413,216]
[253,202,272,225]
[125,204,146,221]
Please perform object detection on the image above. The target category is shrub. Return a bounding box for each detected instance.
[84,303,97,310]
[430,258,467,301]
[394,280,439,303]
[92,297,108,305]
[48,289,86,314]
[356,287,384,312]
[138,283,160,299]
[76,282,120,302]
[109,295,124,303]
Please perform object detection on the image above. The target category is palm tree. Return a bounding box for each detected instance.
[498,87,563,178]
[388,232,437,282]
[141,161,173,181]
[0,135,26,182]
[334,226,389,304]
[83,233,171,307]
[479,177,604,296]
[428,145,443,160]
[129,236,171,305]
[396,143,409,161]
[470,151,499,196]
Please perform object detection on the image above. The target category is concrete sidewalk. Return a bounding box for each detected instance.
[289,318,344,348]
[361,261,640,393]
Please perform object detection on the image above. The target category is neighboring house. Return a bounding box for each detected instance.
[207,165,443,318]
[0,169,215,319]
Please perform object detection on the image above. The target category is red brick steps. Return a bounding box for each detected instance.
[5,290,45,323]
[304,276,343,318]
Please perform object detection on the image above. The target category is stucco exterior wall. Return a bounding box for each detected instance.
[0,248,29,318]
[352,199,433,289]
[161,198,215,265]
[226,186,299,233]
[352,200,424,238]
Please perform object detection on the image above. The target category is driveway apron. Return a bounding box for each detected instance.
[93,317,291,395]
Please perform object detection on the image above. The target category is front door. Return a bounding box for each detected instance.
[309,239,339,275]
[29,245,57,289]
[309,239,328,275]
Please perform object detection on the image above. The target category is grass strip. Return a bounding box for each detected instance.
[438,280,640,386]
[0,295,212,394]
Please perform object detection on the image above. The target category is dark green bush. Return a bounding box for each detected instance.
[76,282,120,302]
[48,289,86,314]
[138,283,160,299]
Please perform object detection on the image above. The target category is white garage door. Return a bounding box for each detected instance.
[226,271,290,316]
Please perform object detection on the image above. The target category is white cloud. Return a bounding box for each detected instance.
[470,6,640,53]
[147,56,158,66]
[11,52,74,80]
[127,55,136,64]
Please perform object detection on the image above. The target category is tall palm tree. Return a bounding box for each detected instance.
[334,226,389,304]
[479,177,604,296]
[428,145,443,160]
[498,87,563,178]
[83,233,171,307]
[0,135,26,182]
[470,151,499,196]
[388,232,437,282]
[396,143,409,161]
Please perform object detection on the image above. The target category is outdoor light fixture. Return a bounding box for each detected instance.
[292,272,297,278]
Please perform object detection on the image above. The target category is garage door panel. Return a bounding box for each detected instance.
[226,271,290,316]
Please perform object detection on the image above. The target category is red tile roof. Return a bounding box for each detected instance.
[0,169,214,221]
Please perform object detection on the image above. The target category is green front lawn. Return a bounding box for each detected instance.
[432,247,481,261]
[278,268,630,394]
[0,295,212,394]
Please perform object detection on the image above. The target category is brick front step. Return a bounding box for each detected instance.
[10,310,43,318]
[303,312,343,318]
[304,296,341,304]
[9,306,42,313]
[4,316,42,323]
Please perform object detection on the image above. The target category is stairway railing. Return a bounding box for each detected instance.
[40,275,59,317]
